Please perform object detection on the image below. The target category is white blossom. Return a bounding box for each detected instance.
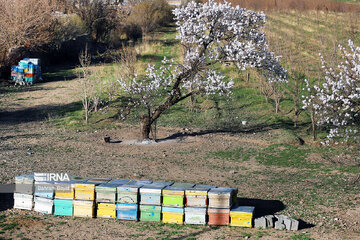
[302,40,360,144]
[118,0,286,125]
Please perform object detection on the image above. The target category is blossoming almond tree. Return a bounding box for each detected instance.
[118,0,287,139]
[302,40,360,144]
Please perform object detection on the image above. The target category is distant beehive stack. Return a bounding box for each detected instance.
[11,58,42,85]
[14,174,34,210]
[13,173,258,227]
[185,185,214,225]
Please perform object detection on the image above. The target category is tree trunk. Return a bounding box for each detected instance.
[140,115,151,140]
[310,110,316,140]
[275,98,280,113]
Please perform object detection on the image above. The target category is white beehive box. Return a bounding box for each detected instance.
[34,196,53,214]
[13,193,33,210]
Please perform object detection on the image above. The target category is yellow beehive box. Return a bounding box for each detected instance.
[75,183,95,191]
[162,212,184,225]
[230,217,252,227]
[73,200,95,218]
[163,189,184,195]
[230,206,255,227]
[162,207,184,225]
[185,185,214,196]
[75,183,96,201]
[75,189,95,201]
[97,203,116,218]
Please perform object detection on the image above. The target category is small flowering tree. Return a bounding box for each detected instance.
[302,40,360,144]
[118,0,286,139]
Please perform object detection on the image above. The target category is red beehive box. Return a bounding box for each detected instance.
[208,208,230,225]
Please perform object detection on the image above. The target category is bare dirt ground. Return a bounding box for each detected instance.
[0,75,359,240]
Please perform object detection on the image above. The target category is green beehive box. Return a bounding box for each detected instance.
[140,205,161,222]
[162,186,186,208]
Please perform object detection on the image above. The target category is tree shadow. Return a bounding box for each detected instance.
[157,120,308,142]
[0,101,82,125]
[0,184,14,212]
[0,133,41,141]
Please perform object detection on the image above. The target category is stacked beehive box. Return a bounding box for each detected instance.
[96,179,129,218]
[13,174,258,227]
[185,185,215,225]
[139,181,173,222]
[14,174,34,210]
[33,173,55,214]
[74,178,109,218]
[208,187,238,226]
[162,183,194,225]
[54,177,87,217]
[11,58,41,85]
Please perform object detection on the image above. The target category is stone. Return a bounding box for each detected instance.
[275,221,286,230]
[265,215,274,228]
[290,219,299,231]
[275,214,288,221]
[284,218,292,230]
[254,217,267,228]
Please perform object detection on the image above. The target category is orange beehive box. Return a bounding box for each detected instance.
[208,208,230,225]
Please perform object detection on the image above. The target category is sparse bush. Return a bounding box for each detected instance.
[126,0,173,37]
[124,23,143,42]
[0,0,57,59]
[72,0,120,42]
[54,14,88,43]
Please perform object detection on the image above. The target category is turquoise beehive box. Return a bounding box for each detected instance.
[54,199,73,216]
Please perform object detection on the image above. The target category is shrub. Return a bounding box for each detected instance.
[126,0,173,37]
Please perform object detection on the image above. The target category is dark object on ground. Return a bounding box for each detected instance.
[104,136,110,143]
[298,137,305,145]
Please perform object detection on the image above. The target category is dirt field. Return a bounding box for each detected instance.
[0,72,359,240]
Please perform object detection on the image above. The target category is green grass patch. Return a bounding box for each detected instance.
[256,144,319,169]
[210,147,255,162]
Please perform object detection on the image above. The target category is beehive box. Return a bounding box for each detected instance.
[96,183,122,203]
[34,197,53,214]
[184,207,207,225]
[33,173,48,182]
[185,185,214,208]
[116,204,138,221]
[208,187,237,209]
[97,203,116,218]
[73,200,95,218]
[54,199,73,216]
[162,207,184,225]
[15,174,34,194]
[208,208,230,225]
[34,181,55,199]
[230,206,255,227]
[74,182,97,201]
[13,193,33,210]
[139,184,165,205]
[162,186,185,208]
[139,205,161,222]
[117,183,142,204]
[55,180,84,200]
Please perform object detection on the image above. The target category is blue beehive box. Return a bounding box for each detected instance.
[54,199,73,216]
[34,181,55,199]
[116,203,138,221]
